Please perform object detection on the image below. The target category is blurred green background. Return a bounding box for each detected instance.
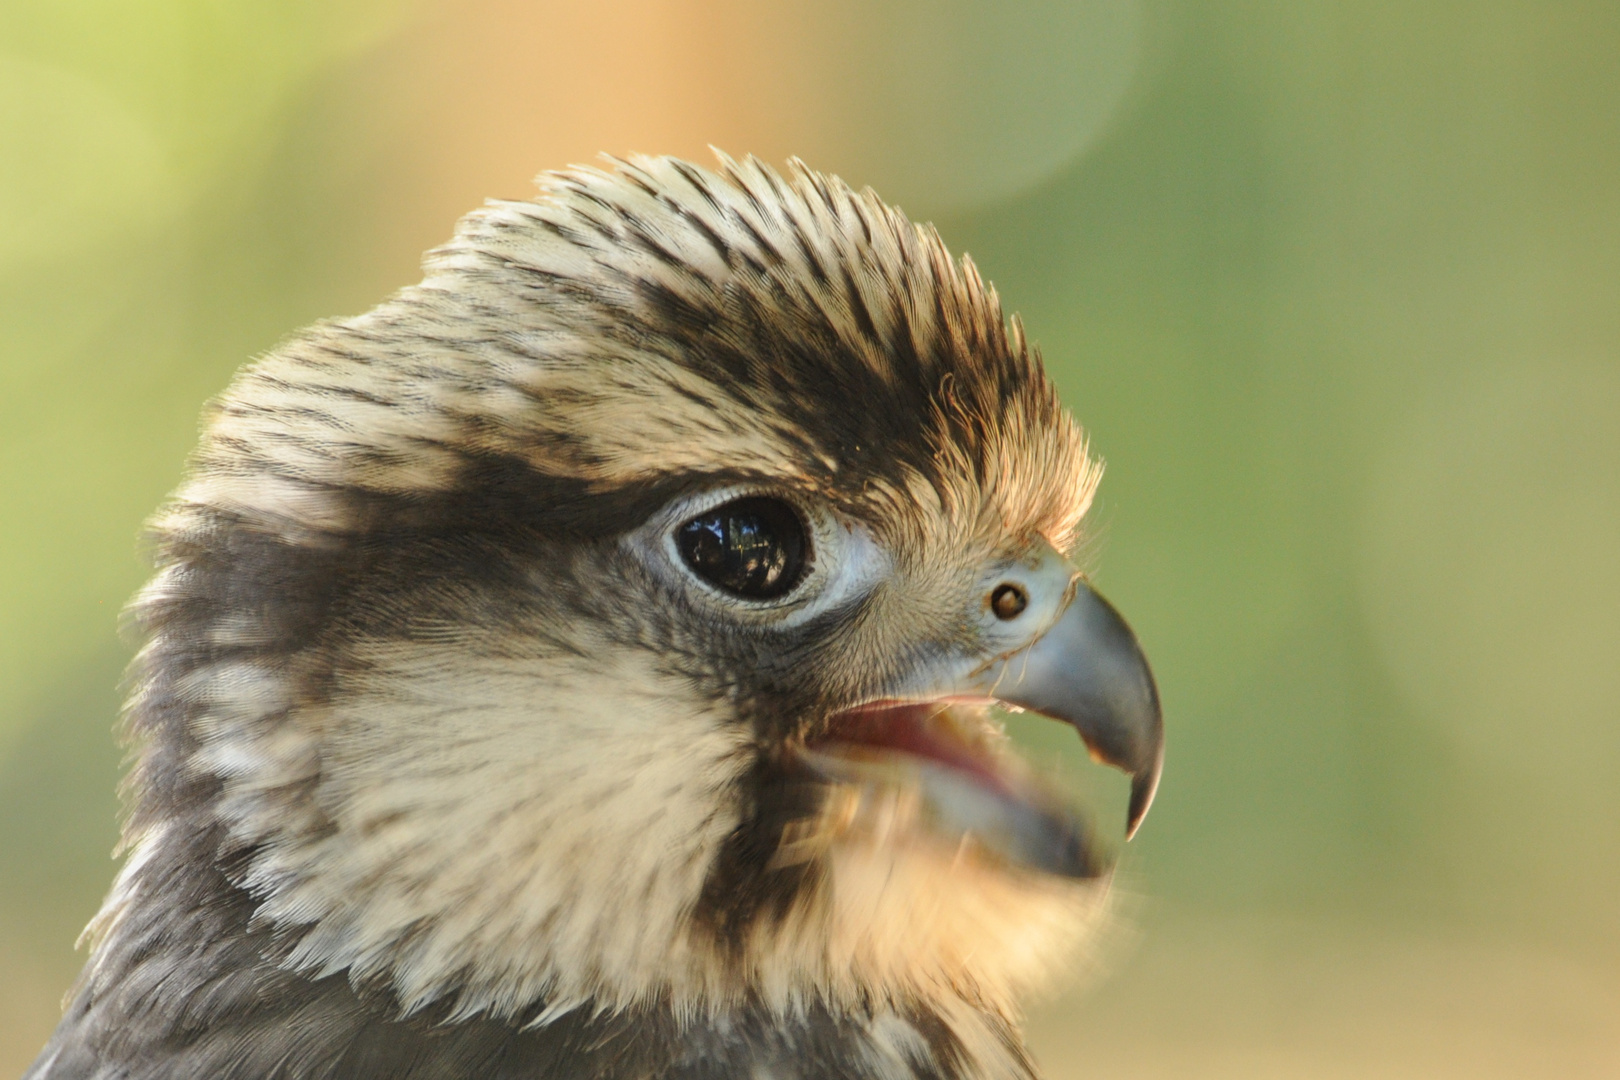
[2,1,1617,1075]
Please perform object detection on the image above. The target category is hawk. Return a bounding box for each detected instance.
[26,154,1161,1080]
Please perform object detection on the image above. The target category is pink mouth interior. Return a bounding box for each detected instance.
[814,701,1016,797]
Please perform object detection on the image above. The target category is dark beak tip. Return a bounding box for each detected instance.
[1125,757,1162,841]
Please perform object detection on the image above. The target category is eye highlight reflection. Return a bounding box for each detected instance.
[676,496,810,600]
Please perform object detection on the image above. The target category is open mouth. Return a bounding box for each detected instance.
[797,701,1104,879]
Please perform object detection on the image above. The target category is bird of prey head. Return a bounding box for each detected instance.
[28,155,1161,1080]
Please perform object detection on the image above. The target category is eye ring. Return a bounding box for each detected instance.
[989,583,1029,620]
[674,495,812,601]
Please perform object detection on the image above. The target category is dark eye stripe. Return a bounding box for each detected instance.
[676,497,810,600]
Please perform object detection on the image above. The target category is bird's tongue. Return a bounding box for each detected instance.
[800,702,1105,879]
[815,701,1016,795]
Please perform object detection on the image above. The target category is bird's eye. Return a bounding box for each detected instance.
[676,496,810,600]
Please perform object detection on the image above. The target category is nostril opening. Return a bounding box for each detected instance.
[990,583,1028,620]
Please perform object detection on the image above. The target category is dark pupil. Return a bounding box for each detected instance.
[676,497,808,600]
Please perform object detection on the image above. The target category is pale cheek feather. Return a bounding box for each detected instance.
[240,645,754,1020]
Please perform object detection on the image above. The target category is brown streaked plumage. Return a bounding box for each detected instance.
[26,153,1160,1080]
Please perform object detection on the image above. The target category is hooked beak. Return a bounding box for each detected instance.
[804,544,1163,879]
[968,579,1164,840]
